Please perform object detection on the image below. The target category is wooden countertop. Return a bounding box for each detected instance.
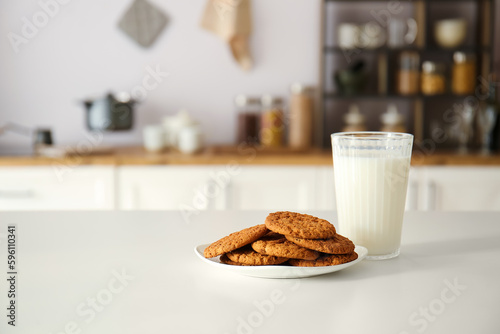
[1,146,500,166]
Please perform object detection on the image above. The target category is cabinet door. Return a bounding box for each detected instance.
[405,167,420,211]
[118,166,220,210]
[316,166,336,210]
[0,166,114,210]
[225,166,318,211]
[421,167,500,211]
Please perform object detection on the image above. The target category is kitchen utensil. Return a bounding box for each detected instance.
[388,18,418,48]
[434,18,467,48]
[83,92,136,131]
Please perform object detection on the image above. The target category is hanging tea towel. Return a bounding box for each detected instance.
[200,0,253,71]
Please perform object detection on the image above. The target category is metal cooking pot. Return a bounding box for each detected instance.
[83,92,136,131]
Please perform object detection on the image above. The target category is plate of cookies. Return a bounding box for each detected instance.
[195,211,367,279]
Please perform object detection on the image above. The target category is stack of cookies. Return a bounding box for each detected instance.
[203,211,358,267]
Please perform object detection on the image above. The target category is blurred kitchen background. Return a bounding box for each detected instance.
[1,0,500,212]
[0,0,321,149]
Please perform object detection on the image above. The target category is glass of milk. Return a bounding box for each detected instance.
[331,132,413,260]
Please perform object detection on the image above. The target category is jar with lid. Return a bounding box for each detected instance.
[235,95,261,145]
[380,104,407,133]
[342,104,367,132]
[289,83,313,149]
[421,61,446,95]
[260,95,285,147]
[396,51,420,95]
[452,52,476,95]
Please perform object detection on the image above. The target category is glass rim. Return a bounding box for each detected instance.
[331,131,414,140]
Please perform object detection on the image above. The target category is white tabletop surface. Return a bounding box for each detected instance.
[0,211,499,334]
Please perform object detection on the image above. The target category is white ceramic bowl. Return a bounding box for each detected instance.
[434,18,467,48]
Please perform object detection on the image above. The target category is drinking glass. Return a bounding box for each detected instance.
[331,132,414,260]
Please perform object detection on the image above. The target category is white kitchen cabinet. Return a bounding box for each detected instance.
[117,166,220,210]
[0,166,114,210]
[117,165,323,211]
[225,166,320,211]
[418,166,500,211]
[316,166,336,210]
[2,164,498,212]
[405,167,420,211]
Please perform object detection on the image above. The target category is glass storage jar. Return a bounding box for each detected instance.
[288,83,314,149]
[421,61,446,95]
[396,51,420,95]
[235,95,261,145]
[452,52,476,95]
[260,95,285,147]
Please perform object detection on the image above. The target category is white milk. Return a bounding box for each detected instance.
[334,155,410,256]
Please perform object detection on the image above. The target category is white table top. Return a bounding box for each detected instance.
[0,211,499,334]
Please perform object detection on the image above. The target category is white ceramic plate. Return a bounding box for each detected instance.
[194,244,367,279]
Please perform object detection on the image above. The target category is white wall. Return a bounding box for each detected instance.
[0,0,321,149]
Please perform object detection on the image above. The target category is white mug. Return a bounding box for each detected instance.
[178,125,202,154]
[143,125,165,152]
[357,22,386,49]
[338,23,361,49]
[388,18,418,48]
[162,110,197,148]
